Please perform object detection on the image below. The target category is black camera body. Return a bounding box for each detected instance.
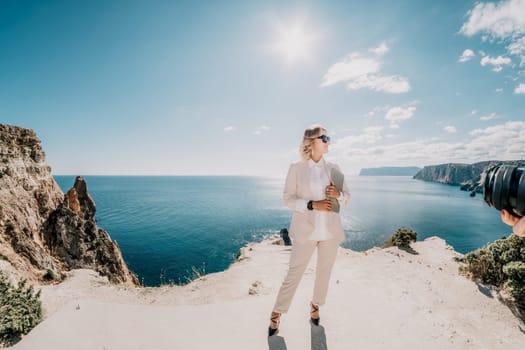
[483,165,525,218]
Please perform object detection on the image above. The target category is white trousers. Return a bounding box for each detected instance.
[272,239,340,313]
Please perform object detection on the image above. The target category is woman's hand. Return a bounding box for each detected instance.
[501,209,525,237]
[325,182,340,199]
[313,199,333,211]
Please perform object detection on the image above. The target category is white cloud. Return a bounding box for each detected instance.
[471,109,478,115]
[385,106,416,122]
[459,49,476,62]
[480,112,500,121]
[330,127,384,149]
[468,122,525,149]
[347,75,410,93]
[224,126,236,132]
[371,42,389,56]
[515,83,525,93]
[321,46,410,93]
[480,55,512,72]
[460,0,525,39]
[384,104,416,128]
[495,88,504,92]
[329,121,525,174]
[444,126,457,133]
[508,36,525,55]
[361,127,384,144]
[253,125,271,135]
[366,105,391,117]
[461,0,525,75]
[320,54,380,87]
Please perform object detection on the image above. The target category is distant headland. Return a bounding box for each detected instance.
[359,166,421,176]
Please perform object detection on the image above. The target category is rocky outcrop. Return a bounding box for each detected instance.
[0,124,138,285]
[42,177,138,284]
[0,124,64,276]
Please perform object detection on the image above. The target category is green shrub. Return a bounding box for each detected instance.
[0,270,42,343]
[460,235,525,312]
[384,227,417,249]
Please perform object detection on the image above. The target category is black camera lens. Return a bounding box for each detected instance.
[483,165,525,218]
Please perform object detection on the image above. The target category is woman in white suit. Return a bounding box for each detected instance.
[268,125,350,337]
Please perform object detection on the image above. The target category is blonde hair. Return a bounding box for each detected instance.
[300,125,326,161]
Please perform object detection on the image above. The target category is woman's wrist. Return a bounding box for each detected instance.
[307,200,314,211]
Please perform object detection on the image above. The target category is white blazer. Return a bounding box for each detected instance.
[283,159,350,244]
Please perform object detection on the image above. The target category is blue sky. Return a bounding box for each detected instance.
[1,0,524,176]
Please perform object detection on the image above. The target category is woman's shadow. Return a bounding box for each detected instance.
[268,322,328,350]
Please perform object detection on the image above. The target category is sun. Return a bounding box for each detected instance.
[277,25,311,61]
[269,17,318,64]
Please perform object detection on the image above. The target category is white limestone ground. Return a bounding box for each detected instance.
[7,237,525,350]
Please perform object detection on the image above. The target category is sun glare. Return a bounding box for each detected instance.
[270,17,317,64]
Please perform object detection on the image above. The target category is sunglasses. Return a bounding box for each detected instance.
[316,135,331,143]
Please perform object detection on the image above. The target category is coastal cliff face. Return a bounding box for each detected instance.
[413,160,525,187]
[0,124,138,285]
[413,162,491,186]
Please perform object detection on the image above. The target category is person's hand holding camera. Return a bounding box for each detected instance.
[501,209,525,237]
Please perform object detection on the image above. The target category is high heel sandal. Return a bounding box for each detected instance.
[268,312,281,337]
[310,302,320,326]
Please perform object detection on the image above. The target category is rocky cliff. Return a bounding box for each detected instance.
[0,124,138,285]
[413,160,525,192]
[413,162,491,186]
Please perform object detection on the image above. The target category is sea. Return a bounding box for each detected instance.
[53,175,512,287]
